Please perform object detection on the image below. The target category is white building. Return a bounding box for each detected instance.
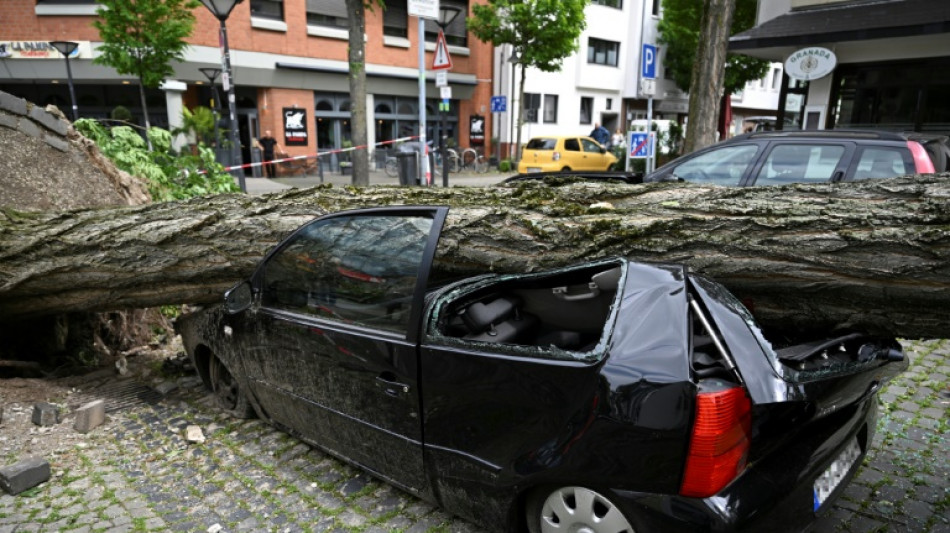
[491,0,784,157]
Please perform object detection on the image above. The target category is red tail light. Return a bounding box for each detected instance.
[907,141,935,173]
[553,151,561,161]
[680,386,752,498]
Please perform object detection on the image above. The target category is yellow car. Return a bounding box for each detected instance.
[517,136,618,173]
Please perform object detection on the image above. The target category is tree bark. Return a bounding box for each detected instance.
[2,175,949,339]
[346,0,370,186]
[683,0,735,154]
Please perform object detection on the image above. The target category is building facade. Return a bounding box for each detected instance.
[491,0,784,158]
[1,0,494,173]
[730,0,950,136]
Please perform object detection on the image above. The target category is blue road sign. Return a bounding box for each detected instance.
[629,132,654,158]
[491,95,507,113]
[642,43,657,79]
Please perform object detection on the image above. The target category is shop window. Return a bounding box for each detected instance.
[316,100,333,111]
[376,103,392,113]
[587,38,619,67]
[543,95,558,124]
[339,100,351,112]
[306,0,347,28]
[383,0,409,39]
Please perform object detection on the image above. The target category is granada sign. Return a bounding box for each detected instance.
[784,47,837,81]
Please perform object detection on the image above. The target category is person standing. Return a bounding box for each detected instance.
[590,123,610,146]
[611,128,625,150]
[258,130,281,179]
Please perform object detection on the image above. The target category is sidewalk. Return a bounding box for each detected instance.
[239,167,513,195]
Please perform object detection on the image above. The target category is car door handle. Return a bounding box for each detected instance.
[375,373,410,396]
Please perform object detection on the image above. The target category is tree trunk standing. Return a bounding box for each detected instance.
[683,0,735,154]
[138,78,153,151]
[1,176,949,339]
[346,0,370,186]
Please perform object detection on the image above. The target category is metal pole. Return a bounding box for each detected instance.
[63,54,79,122]
[417,17,428,186]
[441,107,448,186]
[220,20,246,192]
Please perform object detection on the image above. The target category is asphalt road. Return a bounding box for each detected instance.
[1,339,947,533]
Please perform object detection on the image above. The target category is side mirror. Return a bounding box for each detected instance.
[224,282,253,314]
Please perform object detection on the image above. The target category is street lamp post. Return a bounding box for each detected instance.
[48,41,79,121]
[199,67,222,150]
[436,6,461,187]
[199,0,246,192]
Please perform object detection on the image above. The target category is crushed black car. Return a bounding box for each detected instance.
[177,206,907,533]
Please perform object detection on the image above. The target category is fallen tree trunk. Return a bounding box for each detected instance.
[2,175,949,339]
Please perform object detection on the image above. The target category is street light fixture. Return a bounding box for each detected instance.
[436,6,461,187]
[199,0,246,192]
[48,41,79,121]
[199,67,222,149]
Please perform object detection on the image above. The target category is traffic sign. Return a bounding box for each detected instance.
[435,70,447,87]
[432,30,453,70]
[642,43,657,79]
[629,132,654,158]
[490,95,506,113]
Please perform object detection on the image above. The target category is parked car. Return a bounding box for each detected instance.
[518,136,617,173]
[645,130,940,187]
[177,206,907,533]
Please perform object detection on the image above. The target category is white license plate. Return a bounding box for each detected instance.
[527,167,542,173]
[813,437,861,511]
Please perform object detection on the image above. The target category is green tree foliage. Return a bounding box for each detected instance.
[93,0,199,136]
[657,0,768,95]
[468,0,589,159]
[75,119,239,202]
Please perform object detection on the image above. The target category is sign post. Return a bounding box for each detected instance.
[431,28,453,186]
[491,95,506,167]
[409,0,439,185]
[641,43,657,174]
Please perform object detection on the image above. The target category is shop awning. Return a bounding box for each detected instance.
[729,0,950,56]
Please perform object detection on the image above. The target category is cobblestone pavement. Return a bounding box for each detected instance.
[1,339,947,533]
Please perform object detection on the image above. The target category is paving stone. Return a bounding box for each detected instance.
[73,399,106,433]
[31,403,60,426]
[0,457,50,495]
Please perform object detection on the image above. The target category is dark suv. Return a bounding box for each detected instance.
[645,130,945,187]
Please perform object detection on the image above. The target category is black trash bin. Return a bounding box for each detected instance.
[395,151,418,186]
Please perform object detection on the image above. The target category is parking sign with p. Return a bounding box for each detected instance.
[642,43,656,80]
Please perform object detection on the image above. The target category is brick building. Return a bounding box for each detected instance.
[0,0,494,173]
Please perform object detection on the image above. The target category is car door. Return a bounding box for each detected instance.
[236,206,447,494]
[581,137,610,169]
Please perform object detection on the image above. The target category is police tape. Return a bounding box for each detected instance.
[197,135,423,175]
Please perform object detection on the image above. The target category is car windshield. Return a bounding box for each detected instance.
[526,138,557,150]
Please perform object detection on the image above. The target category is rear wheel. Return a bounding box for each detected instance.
[527,486,636,533]
[209,356,255,419]
[384,158,399,178]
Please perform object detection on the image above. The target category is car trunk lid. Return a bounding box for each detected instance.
[687,275,908,412]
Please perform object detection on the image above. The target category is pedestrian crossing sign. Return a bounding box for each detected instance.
[432,30,453,70]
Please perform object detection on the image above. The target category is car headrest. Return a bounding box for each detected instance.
[460,296,520,332]
[592,267,622,291]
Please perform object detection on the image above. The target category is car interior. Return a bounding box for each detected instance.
[435,263,622,352]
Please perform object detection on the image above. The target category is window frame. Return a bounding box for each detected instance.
[543,94,558,124]
[250,0,285,21]
[580,97,593,125]
[587,37,620,67]
[523,93,541,124]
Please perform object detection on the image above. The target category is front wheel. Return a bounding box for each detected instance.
[527,486,636,533]
[210,355,255,419]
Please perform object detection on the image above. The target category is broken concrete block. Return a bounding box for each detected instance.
[184,425,206,444]
[73,400,106,434]
[31,403,60,427]
[0,457,51,495]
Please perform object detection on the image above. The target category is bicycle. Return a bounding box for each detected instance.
[433,147,460,174]
[460,147,489,173]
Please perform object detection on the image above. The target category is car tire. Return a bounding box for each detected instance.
[562,167,572,172]
[209,355,255,419]
[526,486,637,533]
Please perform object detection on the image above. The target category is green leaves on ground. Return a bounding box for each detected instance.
[75,119,239,202]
